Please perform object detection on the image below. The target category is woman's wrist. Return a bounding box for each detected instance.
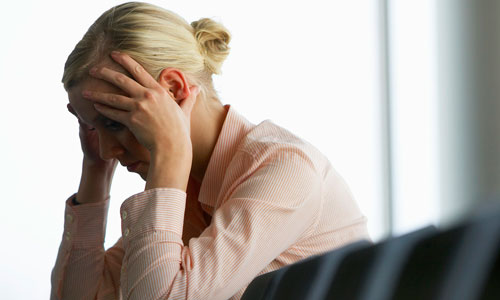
[145,148,192,191]
[76,158,117,204]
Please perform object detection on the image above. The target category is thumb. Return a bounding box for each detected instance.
[179,85,200,117]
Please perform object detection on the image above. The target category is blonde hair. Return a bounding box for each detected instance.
[62,1,231,101]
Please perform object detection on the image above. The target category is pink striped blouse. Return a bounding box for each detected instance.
[51,104,369,300]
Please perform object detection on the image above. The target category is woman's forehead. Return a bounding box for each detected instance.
[66,58,132,125]
[67,76,122,126]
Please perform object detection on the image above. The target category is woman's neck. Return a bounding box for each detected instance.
[189,98,228,184]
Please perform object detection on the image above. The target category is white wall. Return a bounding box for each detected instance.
[0,1,383,299]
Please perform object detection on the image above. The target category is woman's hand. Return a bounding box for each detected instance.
[67,103,117,203]
[82,51,199,158]
[82,51,199,191]
[67,103,117,169]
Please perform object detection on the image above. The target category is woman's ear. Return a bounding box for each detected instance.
[157,68,190,101]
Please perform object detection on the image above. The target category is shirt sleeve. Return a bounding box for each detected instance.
[50,195,124,300]
[119,151,322,300]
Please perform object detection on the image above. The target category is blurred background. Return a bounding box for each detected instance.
[0,0,498,299]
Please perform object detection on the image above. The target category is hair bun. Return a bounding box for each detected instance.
[191,18,231,74]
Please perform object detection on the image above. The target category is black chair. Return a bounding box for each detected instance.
[358,226,437,300]
[389,224,468,300]
[274,240,372,300]
[436,208,500,300]
[242,205,500,300]
[241,240,371,300]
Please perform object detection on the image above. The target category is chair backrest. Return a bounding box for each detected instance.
[274,240,372,300]
[359,226,437,300]
[241,240,371,300]
[240,266,286,300]
[242,206,500,300]
[390,225,467,300]
[437,209,500,300]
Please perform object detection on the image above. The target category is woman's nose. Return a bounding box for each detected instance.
[98,131,125,160]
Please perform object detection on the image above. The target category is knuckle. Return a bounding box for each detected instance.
[109,94,118,104]
[115,74,126,85]
[129,114,140,125]
[135,101,146,111]
[135,64,144,74]
[143,90,155,100]
[157,89,168,98]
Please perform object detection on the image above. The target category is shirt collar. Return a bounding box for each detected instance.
[198,104,255,208]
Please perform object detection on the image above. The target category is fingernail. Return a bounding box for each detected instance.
[89,67,98,75]
[111,51,120,57]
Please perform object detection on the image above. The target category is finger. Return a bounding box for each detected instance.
[110,51,159,89]
[67,103,77,117]
[80,122,96,131]
[179,85,200,117]
[74,116,95,131]
[67,104,95,130]
[82,90,133,111]
[93,103,129,125]
[89,66,144,96]
[67,103,90,128]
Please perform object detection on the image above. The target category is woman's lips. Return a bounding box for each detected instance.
[127,162,141,172]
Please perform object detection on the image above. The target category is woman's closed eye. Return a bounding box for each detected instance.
[103,118,124,131]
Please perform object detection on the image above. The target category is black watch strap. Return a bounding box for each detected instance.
[72,196,81,206]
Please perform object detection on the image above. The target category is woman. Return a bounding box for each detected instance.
[51,2,369,299]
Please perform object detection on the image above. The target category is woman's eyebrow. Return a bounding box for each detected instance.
[93,114,106,123]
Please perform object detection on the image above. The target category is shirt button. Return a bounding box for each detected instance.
[124,228,130,237]
[66,214,73,223]
[121,211,127,220]
[65,231,71,241]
